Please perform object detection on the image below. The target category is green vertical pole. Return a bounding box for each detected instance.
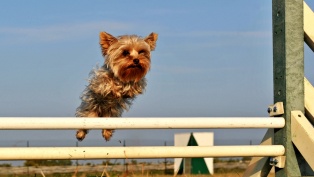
[272,0,305,176]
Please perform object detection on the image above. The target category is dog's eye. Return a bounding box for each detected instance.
[122,50,130,56]
[139,50,146,54]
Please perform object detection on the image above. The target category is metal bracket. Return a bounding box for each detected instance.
[268,102,284,117]
[270,156,286,168]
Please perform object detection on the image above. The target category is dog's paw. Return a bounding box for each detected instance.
[102,129,114,141]
[76,129,87,141]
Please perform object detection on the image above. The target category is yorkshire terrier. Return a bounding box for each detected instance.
[75,31,158,141]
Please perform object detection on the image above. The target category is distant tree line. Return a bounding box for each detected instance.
[24,160,72,167]
[0,163,11,167]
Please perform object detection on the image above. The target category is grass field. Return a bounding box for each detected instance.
[0,168,275,177]
[0,173,275,177]
[0,161,276,177]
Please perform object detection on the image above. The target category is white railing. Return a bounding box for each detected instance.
[0,146,284,160]
[0,117,285,129]
[0,117,285,160]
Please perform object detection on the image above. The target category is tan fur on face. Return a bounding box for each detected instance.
[76,31,157,141]
[102,34,157,82]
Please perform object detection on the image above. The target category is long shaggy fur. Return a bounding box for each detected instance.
[76,65,146,118]
[75,31,157,141]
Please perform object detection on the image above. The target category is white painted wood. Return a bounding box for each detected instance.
[304,1,314,51]
[0,145,285,160]
[174,132,214,175]
[243,129,274,177]
[291,111,314,170]
[174,133,191,175]
[268,102,284,117]
[304,77,314,123]
[0,117,285,130]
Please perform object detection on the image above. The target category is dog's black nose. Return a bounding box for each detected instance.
[133,59,139,64]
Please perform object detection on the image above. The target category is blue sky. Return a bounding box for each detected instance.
[0,1,314,150]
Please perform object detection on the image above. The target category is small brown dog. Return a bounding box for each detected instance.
[76,31,158,141]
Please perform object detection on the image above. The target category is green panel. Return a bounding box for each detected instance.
[178,160,184,174]
[188,133,198,146]
[189,133,210,174]
[272,0,314,176]
[191,158,210,174]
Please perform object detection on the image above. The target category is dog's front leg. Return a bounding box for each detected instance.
[76,111,98,141]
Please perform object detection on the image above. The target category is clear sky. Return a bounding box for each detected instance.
[0,1,314,149]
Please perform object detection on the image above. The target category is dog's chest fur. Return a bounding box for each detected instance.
[76,66,146,117]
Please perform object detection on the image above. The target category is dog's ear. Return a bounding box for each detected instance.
[144,33,158,51]
[99,32,118,56]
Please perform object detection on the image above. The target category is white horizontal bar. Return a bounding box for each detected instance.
[0,117,285,130]
[0,146,285,160]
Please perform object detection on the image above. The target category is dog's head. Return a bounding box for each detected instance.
[99,32,158,83]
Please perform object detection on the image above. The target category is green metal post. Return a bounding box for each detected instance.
[272,0,310,176]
